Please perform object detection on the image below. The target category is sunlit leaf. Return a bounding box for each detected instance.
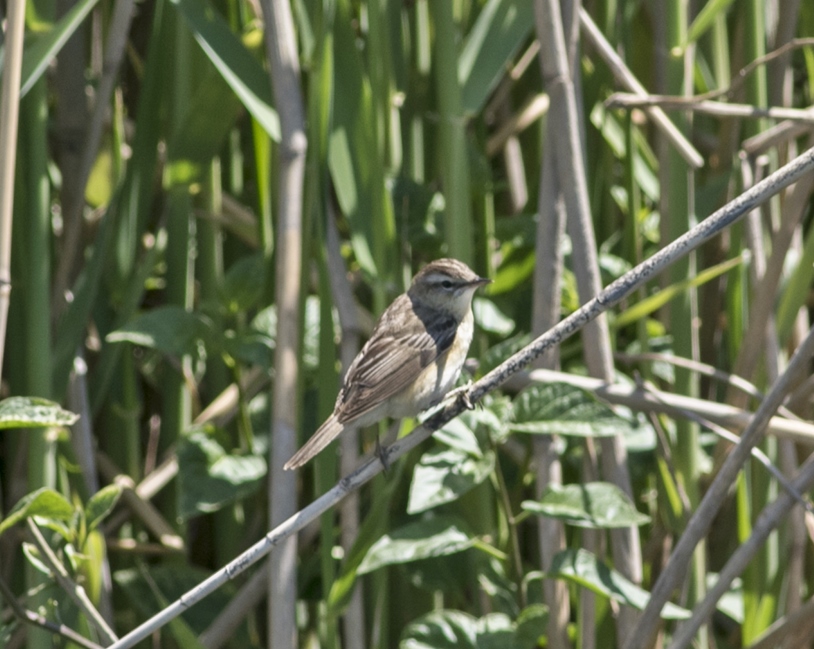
[549,549,690,619]
[85,485,123,531]
[0,397,79,429]
[165,66,243,184]
[522,482,650,528]
[514,604,548,649]
[510,383,639,437]
[0,488,74,536]
[177,429,266,519]
[473,298,515,335]
[400,610,519,649]
[408,447,495,514]
[359,518,475,574]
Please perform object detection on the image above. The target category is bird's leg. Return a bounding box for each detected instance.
[446,381,475,410]
[375,436,390,473]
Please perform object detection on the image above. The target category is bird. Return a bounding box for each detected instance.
[284,258,491,470]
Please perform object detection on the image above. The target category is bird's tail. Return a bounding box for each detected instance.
[283,415,344,470]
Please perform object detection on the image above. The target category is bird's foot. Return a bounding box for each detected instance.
[447,381,475,410]
[374,436,390,474]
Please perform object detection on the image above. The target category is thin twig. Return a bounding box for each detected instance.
[25,520,118,644]
[667,452,814,649]
[511,368,814,443]
[0,0,27,381]
[636,380,813,513]
[626,321,814,649]
[579,8,703,169]
[607,95,814,123]
[106,145,814,649]
[614,352,804,421]
[612,37,814,107]
[0,575,104,649]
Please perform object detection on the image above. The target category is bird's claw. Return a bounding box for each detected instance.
[375,436,390,474]
[448,382,476,410]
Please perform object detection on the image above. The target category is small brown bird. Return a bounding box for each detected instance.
[284,258,491,470]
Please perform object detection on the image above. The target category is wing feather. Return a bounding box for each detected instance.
[336,298,457,423]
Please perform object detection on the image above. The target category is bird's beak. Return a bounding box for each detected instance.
[472,276,492,287]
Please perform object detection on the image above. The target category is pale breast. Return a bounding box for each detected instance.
[388,309,474,417]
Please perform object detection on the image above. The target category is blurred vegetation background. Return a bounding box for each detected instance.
[1,0,814,647]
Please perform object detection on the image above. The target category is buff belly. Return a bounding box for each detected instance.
[387,310,474,418]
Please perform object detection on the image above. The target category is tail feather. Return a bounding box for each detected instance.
[284,415,344,470]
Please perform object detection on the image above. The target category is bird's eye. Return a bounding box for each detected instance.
[441,280,454,289]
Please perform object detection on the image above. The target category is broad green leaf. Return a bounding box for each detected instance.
[522,482,650,528]
[358,518,475,574]
[223,329,275,369]
[549,549,690,619]
[473,298,515,336]
[106,306,215,358]
[0,397,78,429]
[514,604,549,649]
[432,417,484,457]
[510,383,638,437]
[400,610,518,649]
[220,253,267,314]
[177,429,266,519]
[458,0,534,114]
[0,488,74,536]
[391,176,445,256]
[85,485,123,531]
[170,0,280,140]
[407,447,495,514]
[165,66,243,185]
[615,254,744,328]
[224,304,276,368]
[20,0,101,97]
[686,0,736,46]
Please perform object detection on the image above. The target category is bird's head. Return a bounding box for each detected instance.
[408,258,491,319]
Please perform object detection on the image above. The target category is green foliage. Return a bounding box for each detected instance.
[177,427,266,519]
[2,0,812,646]
[358,517,478,574]
[0,488,73,537]
[408,446,496,514]
[510,382,645,437]
[548,549,691,620]
[115,565,251,646]
[400,610,528,649]
[0,397,78,429]
[522,482,651,528]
